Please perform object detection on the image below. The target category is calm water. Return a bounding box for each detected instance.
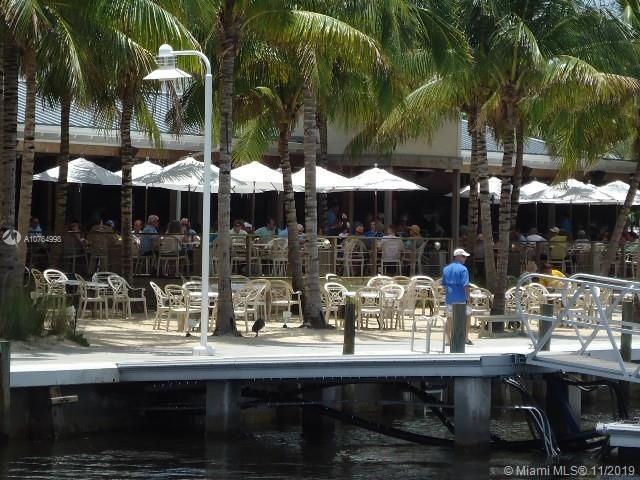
[0,411,632,480]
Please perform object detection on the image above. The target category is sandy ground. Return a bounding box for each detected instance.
[9,308,622,360]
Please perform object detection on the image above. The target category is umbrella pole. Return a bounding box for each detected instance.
[374,191,378,222]
[144,187,148,221]
[251,182,256,228]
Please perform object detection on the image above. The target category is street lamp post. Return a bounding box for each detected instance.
[145,44,215,355]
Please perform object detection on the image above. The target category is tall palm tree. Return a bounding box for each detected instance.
[84,0,196,282]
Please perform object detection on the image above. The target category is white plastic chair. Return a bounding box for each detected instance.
[150,281,170,330]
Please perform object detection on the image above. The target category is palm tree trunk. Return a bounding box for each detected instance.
[0,32,19,297]
[16,48,37,270]
[119,82,135,283]
[510,120,524,231]
[494,99,517,318]
[279,121,303,292]
[317,109,329,233]
[467,113,479,246]
[473,114,496,291]
[302,84,325,328]
[51,96,71,264]
[214,3,239,336]
[601,133,640,275]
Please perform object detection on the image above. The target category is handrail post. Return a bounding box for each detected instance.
[621,300,634,362]
[539,303,554,352]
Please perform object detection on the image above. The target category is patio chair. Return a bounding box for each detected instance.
[391,276,412,287]
[92,271,119,311]
[150,281,170,330]
[233,284,266,332]
[107,274,132,320]
[469,287,493,327]
[133,236,153,275]
[380,236,404,275]
[78,277,109,319]
[410,276,436,315]
[266,238,288,276]
[182,281,207,332]
[321,288,340,327]
[62,231,88,274]
[269,279,302,323]
[156,235,187,277]
[165,284,199,332]
[380,283,405,329]
[342,237,367,276]
[29,268,47,304]
[366,275,392,288]
[395,283,418,331]
[121,277,148,319]
[247,279,271,320]
[355,286,384,329]
[86,231,110,273]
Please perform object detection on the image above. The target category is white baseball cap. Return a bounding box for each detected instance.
[453,248,470,257]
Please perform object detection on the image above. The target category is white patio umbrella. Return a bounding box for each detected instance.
[599,180,640,206]
[520,180,548,197]
[291,166,354,193]
[454,176,503,202]
[34,158,121,185]
[349,166,427,222]
[519,178,617,204]
[114,160,162,185]
[135,156,251,193]
[231,161,285,225]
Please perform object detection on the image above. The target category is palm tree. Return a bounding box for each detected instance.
[83,0,196,282]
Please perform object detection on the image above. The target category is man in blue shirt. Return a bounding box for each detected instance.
[442,248,472,346]
[139,215,160,256]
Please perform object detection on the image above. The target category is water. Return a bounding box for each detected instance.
[1,416,632,479]
[1,394,637,479]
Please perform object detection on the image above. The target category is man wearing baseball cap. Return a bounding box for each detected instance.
[442,247,473,346]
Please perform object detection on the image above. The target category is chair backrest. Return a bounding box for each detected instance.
[324,282,348,306]
[381,283,405,300]
[411,275,434,285]
[31,268,47,293]
[391,276,411,287]
[355,286,383,309]
[269,279,295,301]
[343,238,366,255]
[107,274,128,297]
[158,235,182,256]
[165,284,186,308]
[367,275,392,288]
[150,281,168,306]
[182,281,202,294]
[43,269,68,284]
[231,275,250,290]
[182,281,202,308]
[92,271,118,284]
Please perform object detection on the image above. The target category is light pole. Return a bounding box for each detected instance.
[145,44,215,355]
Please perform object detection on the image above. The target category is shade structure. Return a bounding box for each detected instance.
[519,179,617,204]
[231,161,284,192]
[519,180,548,197]
[115,160,162,185]
[135,156,251,193]
[349,167,427,192]
[599,180,640,206]
[33,158,121,185]
[456,176,503,200]
[291,166,354,193]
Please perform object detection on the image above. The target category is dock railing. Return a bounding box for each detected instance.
[516,273,640,382]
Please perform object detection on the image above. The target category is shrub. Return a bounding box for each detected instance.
[0,291,46,340]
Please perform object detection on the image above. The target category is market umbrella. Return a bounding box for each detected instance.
[599,180,640,206]
[114,161,163,219]
[349,167,427,222]
[291,166,354,193]
[519,179,617,204]
[231,161,285,225]
[135,156,251,193]
[457,176,503,201]
[34,158,121,185]
[520,180,548,197]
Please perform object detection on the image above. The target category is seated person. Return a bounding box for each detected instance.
[63,221,87,255]
[548,226,568,261]
[365,221,383,238]
[255,218,278,238]
[132,219,144,234]
[28,217,43,236]
[230,219,248,236]
[139,215,160,256]
[404,224,424,249]
[540,262,566,290]
[381,225,404,263]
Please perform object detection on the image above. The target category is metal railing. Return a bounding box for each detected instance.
[516,273,640,382]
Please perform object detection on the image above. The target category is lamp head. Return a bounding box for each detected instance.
[144,44,192,81]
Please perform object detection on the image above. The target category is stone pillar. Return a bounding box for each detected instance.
[454,377,491,449]
[205,381,241,436]
[302,384,339,441]
[546,378,581,435]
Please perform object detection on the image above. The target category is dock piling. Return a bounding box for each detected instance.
[205,381,240,436]
[0,341,9,440]
[621,300,634,362]
[454,377,491,449]
[343,297,356,355]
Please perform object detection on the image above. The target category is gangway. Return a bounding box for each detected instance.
[516,273,640,383]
